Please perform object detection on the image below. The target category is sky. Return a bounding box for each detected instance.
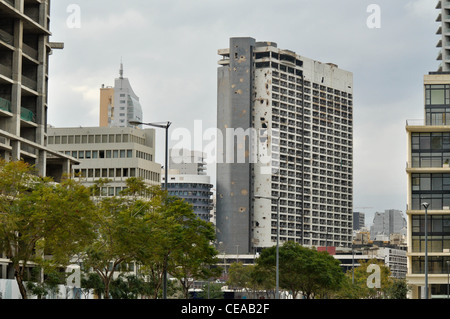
[47,0,439,225]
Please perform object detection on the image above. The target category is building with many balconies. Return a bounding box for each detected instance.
[216,37,354,254]
[0,0,77,180]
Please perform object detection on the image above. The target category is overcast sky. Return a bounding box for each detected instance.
[47,0,438,224]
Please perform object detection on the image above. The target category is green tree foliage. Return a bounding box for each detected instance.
[333,258,396,299]
[386,278,410,299]
[197,282,224,299]
[0,160,96,299]
[350,259,393,299]
[256,241,344,299]
[226,262,254,292]
[161,196,220,298]
[83,178,220,299]
[80,194,152,299]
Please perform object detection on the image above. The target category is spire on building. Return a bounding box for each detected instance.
[119,59,124,79]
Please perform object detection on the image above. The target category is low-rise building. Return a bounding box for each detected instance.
[47,126,161,193]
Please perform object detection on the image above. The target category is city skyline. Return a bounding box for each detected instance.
[46,0,437,220]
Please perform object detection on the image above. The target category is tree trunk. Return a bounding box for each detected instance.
[15,269,28,299]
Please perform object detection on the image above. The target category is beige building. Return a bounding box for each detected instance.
[406,72,450,299]
[99,86,114,128]
[47,126,161,194]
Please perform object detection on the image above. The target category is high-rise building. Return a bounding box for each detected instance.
[99,63,143,128]
[405,0,450,299]
[369,209,406,240]
[436,0,450,72]
[0,0,76,181]
[216,37,354,254]
[353,212,365,231]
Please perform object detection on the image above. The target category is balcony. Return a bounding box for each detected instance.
[20,107,35,122]
[0,97,11,113]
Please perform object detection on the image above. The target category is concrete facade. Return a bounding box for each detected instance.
[370,209,407,240]
[169,148,207,175]
[216,37,354,254]
[437,0,450,72]
[0,0,76,180]
[47,126,161,193]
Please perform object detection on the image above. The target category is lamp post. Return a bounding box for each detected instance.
[129,120,171,299]
[422,202,429,299]
[254,195,280,299]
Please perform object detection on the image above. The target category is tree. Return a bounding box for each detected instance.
[81,272,105,299]
[163,196,220,298]
[256,241,344,299]
[197,282,224,299]
[226,262,254,294]
[81,195,150,299]
[354,259,393,298]
[25,265,65,299]
[0,160,96,299]
[386,278,410,299]
[110,273,150,299]
[335,259,393,299]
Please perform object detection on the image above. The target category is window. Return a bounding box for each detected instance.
[425,84,450,105]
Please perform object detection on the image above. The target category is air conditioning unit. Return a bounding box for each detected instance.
[443,249,450,253]
[444,206,450,210]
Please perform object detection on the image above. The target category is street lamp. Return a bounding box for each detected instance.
[254,194,280,299]
[422,202,429,300]
[129,120,171,299]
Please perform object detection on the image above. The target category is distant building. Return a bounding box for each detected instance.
[370,209,406,240]
[353,212,365,230]
[333,246,407,279]
[162,171,214,222]
[47,126,161,194]
[169,149,207,175]
[99,63,143,128]
[162,149,214,222]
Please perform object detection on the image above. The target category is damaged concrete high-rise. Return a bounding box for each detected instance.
[216,37,354,254]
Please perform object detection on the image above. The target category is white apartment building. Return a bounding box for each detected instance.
[99,63,143,128]
[47,126,161,194]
